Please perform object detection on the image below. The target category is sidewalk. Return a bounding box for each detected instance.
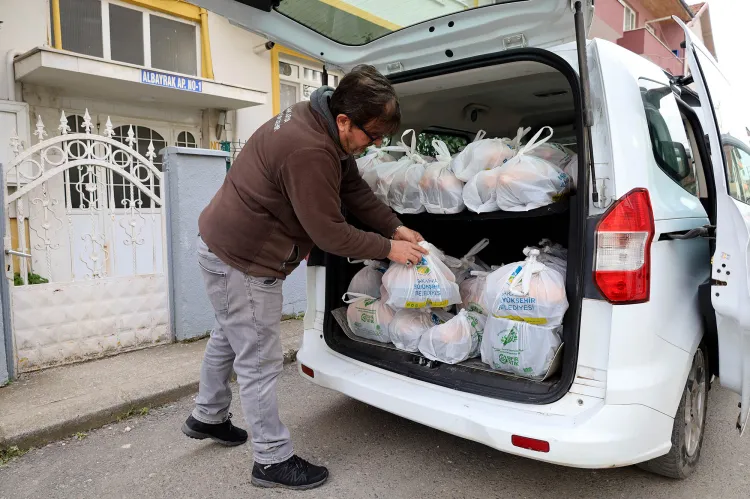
[0,320,303,451]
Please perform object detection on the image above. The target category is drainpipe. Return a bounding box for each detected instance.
[199,8,215,80]
[51,0,63,50]
[6,50,21,101]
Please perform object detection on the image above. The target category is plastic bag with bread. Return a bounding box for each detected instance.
[483,248,568,328]
[495,127,572,212]
[418,309,486,364]
[418,139,465,214]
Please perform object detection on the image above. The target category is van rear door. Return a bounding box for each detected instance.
[677,19,750,434]
[190,0,592,73]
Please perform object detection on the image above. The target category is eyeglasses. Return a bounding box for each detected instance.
[353,120,383,145]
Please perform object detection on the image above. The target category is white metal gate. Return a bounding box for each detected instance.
[4,110,170,372]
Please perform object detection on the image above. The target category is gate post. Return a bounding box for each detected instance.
[162,147,229,341]
[0,161,12,384]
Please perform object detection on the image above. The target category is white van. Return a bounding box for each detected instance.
[196,0,750,479]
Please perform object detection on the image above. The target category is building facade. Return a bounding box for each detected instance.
[589,0,715,75]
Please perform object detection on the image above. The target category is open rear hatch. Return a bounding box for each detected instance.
[192,0,595,404]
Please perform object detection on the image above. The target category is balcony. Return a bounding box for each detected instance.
[617,28,684,76]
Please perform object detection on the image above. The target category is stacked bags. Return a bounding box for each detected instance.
[347,259,388,297]
[418,139,465,214]
[389,307,454,352]
[480,248,567,379]
[344,240,494,365]
[343,292,394,344]
[419,309,486,364]
[443,238,491,284]
[495,127,573,211]
[357,145,396,191]
[371,129,428,214]
[464,127,572,213]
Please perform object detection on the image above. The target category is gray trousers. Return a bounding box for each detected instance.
[192,236,294,465]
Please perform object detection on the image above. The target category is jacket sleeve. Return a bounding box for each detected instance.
[339,157,403,237]
[280,148,393,260]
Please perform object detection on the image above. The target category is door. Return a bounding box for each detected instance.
[191,0,592,74]
[678,20,750,434]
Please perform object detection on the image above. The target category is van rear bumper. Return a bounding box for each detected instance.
[296,329,674,469]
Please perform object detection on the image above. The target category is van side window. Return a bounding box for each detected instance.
[638,79,699,196]
[723,139,750,204]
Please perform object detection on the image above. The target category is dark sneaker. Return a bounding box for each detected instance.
[181,413,248,447]
[251,455,329,490]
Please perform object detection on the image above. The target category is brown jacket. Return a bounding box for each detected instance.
[198,100,401,279]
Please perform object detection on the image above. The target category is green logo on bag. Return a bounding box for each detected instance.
[364,298,377,306]
[496,353,519,367]
[501,326,518,346]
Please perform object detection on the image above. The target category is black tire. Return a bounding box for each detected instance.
[637,345,709,479]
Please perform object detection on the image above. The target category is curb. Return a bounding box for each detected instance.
[1,347,299,452]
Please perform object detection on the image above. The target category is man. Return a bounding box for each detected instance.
[182,65,426,490]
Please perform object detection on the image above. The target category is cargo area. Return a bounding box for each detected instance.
[316,53,587,404]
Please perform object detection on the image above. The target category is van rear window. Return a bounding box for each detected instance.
[639,79,699,196]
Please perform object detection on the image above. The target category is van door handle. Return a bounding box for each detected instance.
[659,226,714,241]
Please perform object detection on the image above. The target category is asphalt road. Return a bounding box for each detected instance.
[2,365,749,499]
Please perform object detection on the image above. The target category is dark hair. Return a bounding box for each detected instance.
[330,64,401,137]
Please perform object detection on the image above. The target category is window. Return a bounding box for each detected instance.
[57,0,103,57]
[111,125,166,209]
[109,4,144,66]
[278,58,340,111]
[622,2,637,31]
[150,15,198,76]
[51,0,200,76]
[176,131,197,148]
[639,78,699,195]
[723,139,750,204]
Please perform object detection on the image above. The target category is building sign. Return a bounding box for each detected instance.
[140,70,202,93]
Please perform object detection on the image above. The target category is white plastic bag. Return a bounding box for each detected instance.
[389,307,454,352]
[356,146,396,177]
[444,238,491,284]
[373,130,427,214]
[343,292,393,343]
[462,168,505,213]
[452,130,516,182]
[527,141,574,167]
[419,140,465,214]
[460,270,490,315]
[347,259,388,297]
[419,309,486,364]
[495,127,572,212]
[532,240,567,278]
[484,249,568,327]
[480,317,561,379]
[382,241,462,309]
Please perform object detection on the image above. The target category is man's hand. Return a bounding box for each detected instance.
[392,226,424,244]
[388,240,429,266]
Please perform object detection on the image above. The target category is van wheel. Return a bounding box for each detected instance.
[637,345,708,479]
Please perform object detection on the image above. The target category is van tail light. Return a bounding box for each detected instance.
[594,188,655,304]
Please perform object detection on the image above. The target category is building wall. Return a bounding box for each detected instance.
[0,0,49,101]
[594,0,626,39]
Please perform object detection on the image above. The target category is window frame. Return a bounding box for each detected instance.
[54,0,201,76]
[620,1,637,32]
[278,55,342,110]
[638,78,701,197]
[722,135,750,205]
